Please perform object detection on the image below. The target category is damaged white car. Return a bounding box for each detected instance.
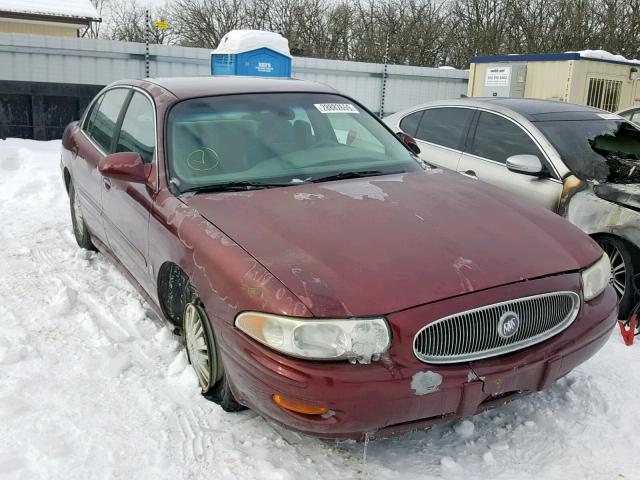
[385,98,640,321]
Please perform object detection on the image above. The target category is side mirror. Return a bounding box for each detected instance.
[98,152,150,183]
[506,154,545,176]
[396,132,421,155]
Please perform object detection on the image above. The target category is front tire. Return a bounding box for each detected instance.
[596,236,639,321]
[68,181,95,250]
[182,301,244,412]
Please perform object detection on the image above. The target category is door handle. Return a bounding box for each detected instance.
[103,177,111,190]
[460,170,478,180]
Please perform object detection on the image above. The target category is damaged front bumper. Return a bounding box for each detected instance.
[217,273,618,440]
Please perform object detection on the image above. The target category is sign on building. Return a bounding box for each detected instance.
[485,66,511,86]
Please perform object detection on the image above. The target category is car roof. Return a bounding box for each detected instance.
[478,97,603,117]
[616,105,640,115]
[395,97,609,122]
[126,76,339,100]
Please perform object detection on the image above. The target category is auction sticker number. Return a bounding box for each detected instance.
[314,103,359,114]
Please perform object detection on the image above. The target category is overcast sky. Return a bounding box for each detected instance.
[127,0,166,7]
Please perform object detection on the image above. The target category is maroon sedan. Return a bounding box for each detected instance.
[61,76,617,440]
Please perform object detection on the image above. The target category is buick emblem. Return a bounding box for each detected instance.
[497,311,520,339]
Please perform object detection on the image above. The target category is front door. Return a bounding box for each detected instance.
[101,91,157,286]
[457,111,563,211]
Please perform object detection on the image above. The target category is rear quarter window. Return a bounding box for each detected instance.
[399,111,423,137]
[415,107,474,150]
[83,94,104,137]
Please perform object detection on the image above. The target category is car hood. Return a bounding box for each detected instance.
[183,170,602,317]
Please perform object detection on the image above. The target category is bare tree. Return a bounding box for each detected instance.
[107,0,171,44]
[169,0,245,48]
[82,0,109,38]
[95,0,640,68]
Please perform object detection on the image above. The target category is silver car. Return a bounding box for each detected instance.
[385,98,640,320]
[617,106,640,127]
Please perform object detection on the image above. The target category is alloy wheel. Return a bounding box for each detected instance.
[184,303,211,391]
[601,241,626,299]
[72,188,85,238]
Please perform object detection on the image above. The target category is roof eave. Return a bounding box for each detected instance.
[0,10,101,24]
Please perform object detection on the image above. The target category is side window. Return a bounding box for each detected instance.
[399,111,423,137]
[83,94,104,137]
[115,92,155,163]
[415,108,474,150]
[90,88,130,153]
[470,112,543,164]
[630,110,640,125]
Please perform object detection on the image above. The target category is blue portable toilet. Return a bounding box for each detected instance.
[211,30,292,78]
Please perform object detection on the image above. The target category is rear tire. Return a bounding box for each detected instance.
[68,181,95,250]
[596,236,639,321]
[182,301,244,412]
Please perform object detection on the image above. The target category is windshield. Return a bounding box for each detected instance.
[166,92,420,192]
[536,119,640,184]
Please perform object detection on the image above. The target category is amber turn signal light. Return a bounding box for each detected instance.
[272,394,329,415]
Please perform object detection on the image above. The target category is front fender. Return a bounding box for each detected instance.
[150,190,312,325]
[565,190,640,248]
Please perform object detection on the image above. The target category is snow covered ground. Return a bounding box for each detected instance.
[0,138,638,479]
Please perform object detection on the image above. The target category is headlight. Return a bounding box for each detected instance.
[235,312,391,363]
[581,253,611,301]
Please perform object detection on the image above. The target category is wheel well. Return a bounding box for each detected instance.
[63,168,71,195]
[591,233,640,257]
[157,262,195,326]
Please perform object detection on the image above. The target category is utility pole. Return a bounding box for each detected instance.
[379,32,390,118]
[144,9,150,78]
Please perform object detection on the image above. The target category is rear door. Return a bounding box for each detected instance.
[101,90,157,286]
[412,107,475,171]
[457,111,563,210]
[73,88,130,242]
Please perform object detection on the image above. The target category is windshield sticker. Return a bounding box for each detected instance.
[314,103,359,114]
[598,113,622,120]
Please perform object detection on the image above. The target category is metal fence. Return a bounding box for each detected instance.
[0,33,468,140]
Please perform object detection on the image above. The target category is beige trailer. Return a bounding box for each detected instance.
[468,52,640,112]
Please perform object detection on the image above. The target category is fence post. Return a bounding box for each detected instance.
[144,9,150,78]
[379,32,389,118]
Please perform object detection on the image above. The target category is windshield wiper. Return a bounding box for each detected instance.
[309,170,392,183]
[181,181,294,194]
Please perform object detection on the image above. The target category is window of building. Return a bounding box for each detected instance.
[586,78,622,112]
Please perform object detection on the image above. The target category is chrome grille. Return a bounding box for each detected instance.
[413,291,581,364]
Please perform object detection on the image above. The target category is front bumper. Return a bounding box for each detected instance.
[217,274,618,440]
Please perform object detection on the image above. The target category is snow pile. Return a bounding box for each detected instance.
[1,138,639,479]
[213,30,291,57]
[0,0,100,20]
[568,49,640,65]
